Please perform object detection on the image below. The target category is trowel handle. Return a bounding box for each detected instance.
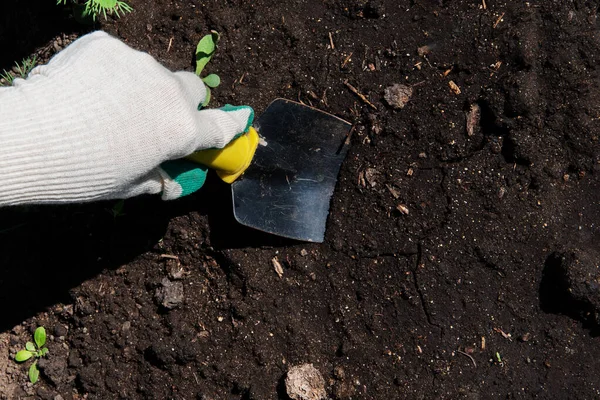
[186,127,259,184]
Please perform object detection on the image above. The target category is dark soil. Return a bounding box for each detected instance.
[2,0,600,399]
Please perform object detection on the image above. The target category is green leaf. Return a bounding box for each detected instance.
[112,199,125,218]
[195,31,220,76]
[25,342,36,352]
[29,362,39,384]
[202,74,221,88]
[34,327,46,348]
[41,347,49,357]
[201,87,212,108]
[15,350,33,362]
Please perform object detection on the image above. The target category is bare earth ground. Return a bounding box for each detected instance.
[1,0,600,399]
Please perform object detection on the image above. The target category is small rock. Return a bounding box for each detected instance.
[155,278,184,309]
[448,80,461,95]
[285,364,326,400]
[384,84,412,109]
[54,325,68,338]
[300,249,309,257]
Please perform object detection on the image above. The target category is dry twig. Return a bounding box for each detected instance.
[341,52,353,68]
[344,80,378,110]
[493,12,505,28]
[272,257,284,278]
[457,350,477,367]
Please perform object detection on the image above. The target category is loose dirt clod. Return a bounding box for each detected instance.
[384,84,413,109]
[285,364,326,400]
[155,278,184,309]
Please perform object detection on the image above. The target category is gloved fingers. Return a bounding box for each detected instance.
[108,161,208,201]
[108,169,164,200]
[28,31,110,79]
[158,160,208,200]
[193,105,255,150]
[173,71,208,111]
[39,31,110,70]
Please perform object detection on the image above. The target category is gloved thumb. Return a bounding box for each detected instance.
[172,71,254,152]
[194,104,255,150]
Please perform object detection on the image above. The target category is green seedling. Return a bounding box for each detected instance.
[110,199,126,219]
[495,351,504,367]
[195,31,221,107]
[14,327,49,384]
[1,56,38,86]
[57,0,133,21]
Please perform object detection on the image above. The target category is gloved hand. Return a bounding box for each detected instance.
[0,31,253,205]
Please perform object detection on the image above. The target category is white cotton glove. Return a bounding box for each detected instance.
[0,31,254,205]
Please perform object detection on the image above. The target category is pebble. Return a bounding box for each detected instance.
[285,364,326,400]
[54,325,68,337]
[384,84,413,109]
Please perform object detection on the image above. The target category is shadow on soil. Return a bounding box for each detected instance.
[0,196,169,332]
[539,251,600,337]
[0,175,293,332]
[0,0,86,71]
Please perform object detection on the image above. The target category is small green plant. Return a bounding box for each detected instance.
[494,351,504,367]
[195,31,221,107]
[1,56,38,86]
[109,199,126,219]
[14,327,49,384]
[57,0,133,21]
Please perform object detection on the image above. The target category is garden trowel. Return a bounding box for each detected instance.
[188,99,352,242]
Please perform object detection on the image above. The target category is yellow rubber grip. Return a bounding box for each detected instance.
[186,127,259,183]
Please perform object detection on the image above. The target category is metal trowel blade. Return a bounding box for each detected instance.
[231,99,352,242]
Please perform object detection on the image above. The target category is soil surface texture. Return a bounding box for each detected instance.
[1,0,600,399]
